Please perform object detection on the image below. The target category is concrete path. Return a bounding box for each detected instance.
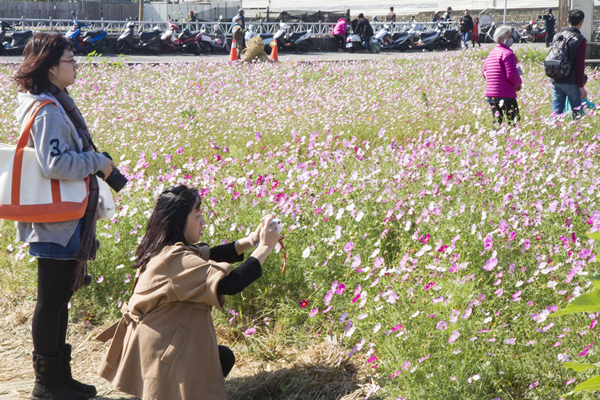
[0,43,548,64]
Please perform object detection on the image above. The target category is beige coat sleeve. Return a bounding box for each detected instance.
[166,246,233,309]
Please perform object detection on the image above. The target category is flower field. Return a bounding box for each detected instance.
[2,48,600,398]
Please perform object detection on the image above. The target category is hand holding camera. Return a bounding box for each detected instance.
[100,159,115,181]
[259,215,281,248]
[95,152,128,192]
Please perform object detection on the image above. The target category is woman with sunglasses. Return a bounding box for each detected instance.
[13,33,115,400]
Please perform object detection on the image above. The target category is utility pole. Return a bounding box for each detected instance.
[503,0,507,25]
[557,0,569,31]
[139,0,144,23]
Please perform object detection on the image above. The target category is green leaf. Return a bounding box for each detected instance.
[573,375,600,393]
[550,290,600,317]
[564,361,599,372]
[591,270,600,289]
[586,231,600,240]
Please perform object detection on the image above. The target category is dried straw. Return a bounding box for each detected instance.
[241,36,271,63]
[0,298,376,400]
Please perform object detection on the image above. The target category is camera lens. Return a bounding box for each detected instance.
[104,168,128,193]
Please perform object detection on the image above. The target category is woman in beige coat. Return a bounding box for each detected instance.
[97,185,280,400]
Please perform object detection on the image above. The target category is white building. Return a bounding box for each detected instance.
[242,0,599,17]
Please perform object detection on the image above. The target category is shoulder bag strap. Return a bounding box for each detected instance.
[12,99,57,206]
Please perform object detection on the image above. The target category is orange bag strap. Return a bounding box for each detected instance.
[11,100,58,206]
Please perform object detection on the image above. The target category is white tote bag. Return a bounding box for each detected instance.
[0,100,89,223]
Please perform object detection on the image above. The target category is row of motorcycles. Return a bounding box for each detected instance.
[347,21,461,53]
[116,17,229,55]
[244,23,312,54]
[0,13,231,55]
[479,20,547,44]
[0,13,110,55]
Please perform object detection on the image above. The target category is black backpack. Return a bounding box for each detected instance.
[544,31,580,80]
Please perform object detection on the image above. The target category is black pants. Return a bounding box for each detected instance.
[489,98,520,124]
[546,31,554,47]
[32,258,78,357]
[218,345,235,377]
[334,34,345,49]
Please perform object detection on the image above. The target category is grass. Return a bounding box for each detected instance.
[1,47,600,398]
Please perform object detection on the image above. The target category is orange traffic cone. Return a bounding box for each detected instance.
[270,39,279,62]
[229,39,238,61]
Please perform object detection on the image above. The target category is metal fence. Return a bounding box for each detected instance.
[1,17,598,37]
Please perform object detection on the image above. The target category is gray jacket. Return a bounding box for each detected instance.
[15,92,108,246]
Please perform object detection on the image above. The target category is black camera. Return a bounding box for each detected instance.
[96,152,128,192]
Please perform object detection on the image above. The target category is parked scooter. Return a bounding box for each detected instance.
[160,21,203,55]
[203,16,230,53]
[261,22,312,53]
[481,21,497,43]
[374,23,393,46]
[382,29,410,52]
[407,21,440,51]
[437,23,461,50]
[116,21,164,54]
[0,21,12,53]
[521,20,546,43]
[345,28,364,53]
[1,21,33,55]
[66,12,109,53]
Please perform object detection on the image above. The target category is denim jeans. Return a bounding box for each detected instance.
[29,219,84,260]
[462,32,471,47]
[552,82,582,116]
[365,35,372,52]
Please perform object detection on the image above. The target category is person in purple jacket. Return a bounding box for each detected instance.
[483,26,523,125]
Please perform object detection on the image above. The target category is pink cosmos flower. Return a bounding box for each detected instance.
[449,310,459,324]
[484,234,493,250]
[483,257,498,271]
[498,220,508,232]
[324,290,333,305]
[436,321,448,330]
[309,308,319,317]
[343,242,354,253]
[509,231,517,241]
[335,283,346,295]
[244,328,256,336]
[401,361,410,370]
[449,330,460,344]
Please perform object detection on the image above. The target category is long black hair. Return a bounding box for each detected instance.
[134,185,200,270]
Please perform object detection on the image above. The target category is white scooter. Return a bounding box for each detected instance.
[346,28,364,53]
[374,24,393,46]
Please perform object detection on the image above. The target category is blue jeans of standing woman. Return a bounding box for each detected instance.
[551,82,582,117]
[462,32,471,48]
[365,35,372,52]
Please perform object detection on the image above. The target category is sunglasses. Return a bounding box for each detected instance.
[59,59,78,66]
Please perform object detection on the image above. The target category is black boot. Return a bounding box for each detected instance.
[32,352,88,400]
[58,344,97,398]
